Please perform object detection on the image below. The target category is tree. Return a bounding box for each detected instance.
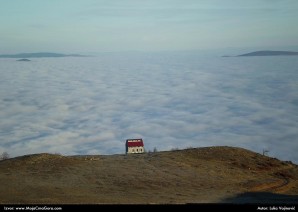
[1,152,9,160]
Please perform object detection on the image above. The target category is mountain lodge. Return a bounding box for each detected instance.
[125,138,144,154]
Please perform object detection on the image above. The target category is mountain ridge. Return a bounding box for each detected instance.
[0,52,89,58]
[237,50,298,57]
[222,50,298,57]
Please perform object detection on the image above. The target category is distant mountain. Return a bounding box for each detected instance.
[0,52,89,58]
[237,50,298,57]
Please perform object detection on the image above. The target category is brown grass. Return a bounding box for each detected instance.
[0,146,297,204]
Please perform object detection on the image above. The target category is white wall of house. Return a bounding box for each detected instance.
[127,146,144,154]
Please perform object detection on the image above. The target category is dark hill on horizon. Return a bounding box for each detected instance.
[0,146,297,204]
[237,50,298,57]
[16,58,31,62]
[0,52,89,58]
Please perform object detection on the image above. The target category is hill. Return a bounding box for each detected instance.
[0,146,297,204]
[0,52,89,58]
[16,58,31,62]
[237,50,298,57]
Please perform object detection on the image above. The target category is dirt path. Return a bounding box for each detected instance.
[250,167,293,193]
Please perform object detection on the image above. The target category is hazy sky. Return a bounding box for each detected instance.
[0,0,298,53]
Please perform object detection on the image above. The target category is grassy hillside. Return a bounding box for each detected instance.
[0,146,297,204]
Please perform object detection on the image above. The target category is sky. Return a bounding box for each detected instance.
[0,0,298,54]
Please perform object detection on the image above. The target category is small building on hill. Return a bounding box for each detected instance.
[126,138,144,154]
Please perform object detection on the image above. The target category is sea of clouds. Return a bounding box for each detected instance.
[0,51,297,163]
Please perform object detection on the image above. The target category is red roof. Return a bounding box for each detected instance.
[127,140,144,147]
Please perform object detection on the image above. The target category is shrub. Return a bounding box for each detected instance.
[171,147,179,151]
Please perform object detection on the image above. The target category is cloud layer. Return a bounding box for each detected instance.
[0,52,297,163]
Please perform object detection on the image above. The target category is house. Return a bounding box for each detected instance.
[125,138,144,154]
